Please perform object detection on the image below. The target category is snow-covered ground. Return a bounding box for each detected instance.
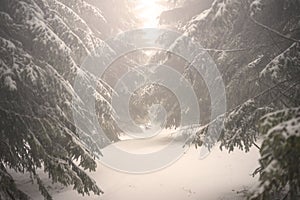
[12,129,260,200]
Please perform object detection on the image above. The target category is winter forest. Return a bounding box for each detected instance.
[0,0,300,199]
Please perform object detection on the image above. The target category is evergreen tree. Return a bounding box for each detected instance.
[0,0,134,199]
[154,0,300,198]
[250,107,300,200]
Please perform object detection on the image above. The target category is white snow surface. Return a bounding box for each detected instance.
[12,129,260,200]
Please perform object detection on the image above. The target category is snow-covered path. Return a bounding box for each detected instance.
[14,130,260,200]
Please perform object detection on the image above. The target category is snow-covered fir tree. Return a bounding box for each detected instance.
[0,0,135,199]
[147,0,300,199]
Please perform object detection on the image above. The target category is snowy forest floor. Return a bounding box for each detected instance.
[11,129,260,200]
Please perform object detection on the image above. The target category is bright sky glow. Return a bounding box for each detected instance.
[134,0,167,28]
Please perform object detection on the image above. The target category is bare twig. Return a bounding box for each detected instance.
[253,142,261,150]
[250,17,300,43]
[252,78,293,101]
